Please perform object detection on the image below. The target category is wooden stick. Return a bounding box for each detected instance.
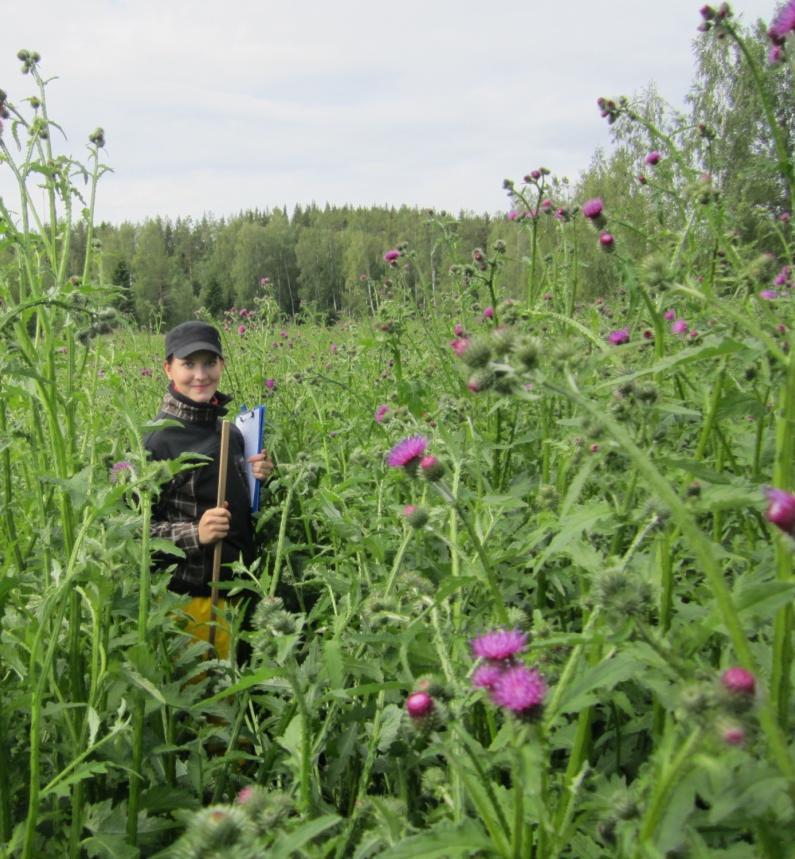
[209,420,231,651]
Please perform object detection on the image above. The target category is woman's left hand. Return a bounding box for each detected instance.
[248,451,274,481]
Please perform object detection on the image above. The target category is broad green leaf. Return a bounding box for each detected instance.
[82,833,139,859]
[324,638,344,690]
[554,652,643,715]
[377,820,494,859]
[269,814,341,859]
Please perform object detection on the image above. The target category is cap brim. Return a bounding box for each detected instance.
[172,341,223,359]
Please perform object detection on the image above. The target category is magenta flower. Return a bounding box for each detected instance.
[405,690,434,720]
[237,324,246,335]
[769,0,795,43]
[387,435,429,470]
[599,232,615,251]
[489,665,547,714]
[330,343,337,353]
[721,667,756,696]
[780,212,791,223]
[236,786,255,804]
[470,629,527,661]
[140,367,153,377]
[765,487,795,535]
[607,327,630,345]
[769,44,784,64]
[472,663,505,690]
[384,249,400,262]
[671,319,689,335]
[664,309,676,321]
[264,378,276,390]
[374,404,390,423]
[450,337,470,357]
[259,276,270,286]
[645,150,663,166]
[774,266,791,287]
[483,306,494,320]
[506,209,519,221]
[760,290,779,300]
[721,724,746,746]
[419,454,444,481]
[581,198,604,220]
[454,322,464,336]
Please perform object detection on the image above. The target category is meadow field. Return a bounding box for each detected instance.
[1,5,795,857]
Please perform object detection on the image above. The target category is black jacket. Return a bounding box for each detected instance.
[144,385,255,595]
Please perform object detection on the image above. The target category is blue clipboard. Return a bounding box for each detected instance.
[235,405,266,512]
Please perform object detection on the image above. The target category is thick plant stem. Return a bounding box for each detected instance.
[127,489,152,846]
[770,340,794,727]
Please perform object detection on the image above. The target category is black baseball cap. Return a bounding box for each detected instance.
[165,321,223,359]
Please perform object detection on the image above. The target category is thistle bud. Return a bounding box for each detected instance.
[402,504,429,529]
[459,338,492,369]
[419,455,444,482]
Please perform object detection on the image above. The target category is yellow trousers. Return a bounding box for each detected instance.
[182,596,231,660]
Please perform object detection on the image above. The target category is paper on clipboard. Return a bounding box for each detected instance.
[235,405,266,512]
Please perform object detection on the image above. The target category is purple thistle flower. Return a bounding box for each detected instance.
[721,666,756,696]
[721,724,746,746]
[264,378,276,390]
[760,290,779,300]
[645,150,663,166]
[764,487,795,536]
[582,198,604,220]
[671,319,689,335]
[664,309,676,321]
[472,663,505,690]
[489,664,547,714]
[774,266,791,287]
[110,460,133,483]
[375,404,390,423]
[506,209,519,221]
[450,337,470,357]
[607,327,630,345]
[454,322,464,336]
[387,435,429,470]
[470,629,527,661]
[769,0,795,43]
[780,212,791,223]
[768,44,784,63]
[483,306,494,320]
[599,232,615,251]
[384,249,400,262]
[405,690,434,720]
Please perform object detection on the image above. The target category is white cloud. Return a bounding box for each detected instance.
[1,0,778,223]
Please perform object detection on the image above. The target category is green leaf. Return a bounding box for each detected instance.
[269,814,341,859]
[554,652,643,715]
[377,703,403,752]
[149,538,186,558]
[82,834,139,859]
[323,638,344,690]
[198,664,280,706]
[377,820,493,859]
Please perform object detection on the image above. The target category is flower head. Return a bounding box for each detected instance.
[671,319,689,335]
[645,150,663,166]
[599,232,615,251]
[384,249,400,262]
[387,435,429,470]
[764,487,795,535]
[237,324,246,335]
[774,266,791,287]
[402,504,429,528]
[489,664,547,714]
[721,724,746,746]
[608,327,630,345]
[419,454,444,481]
[454,322,464,336]
[374,404,390,423]
[483,306,494,320]
[721,666,756,696]
[472,663,505,690]
[405,690,434,720]
[769,1,795,43]
[110,460,133,483]
[582,198,604,220]
[450,337,471,357]
[760,290,779,300]
[470,629,527,661]
[664,309,676,321]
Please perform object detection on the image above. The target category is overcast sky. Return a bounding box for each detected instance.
[0,0,778,224]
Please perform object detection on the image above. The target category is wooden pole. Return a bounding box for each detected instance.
[209,420,231,651]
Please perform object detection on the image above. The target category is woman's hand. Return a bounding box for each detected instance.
[198,503,231,544]
[248,450,274,481]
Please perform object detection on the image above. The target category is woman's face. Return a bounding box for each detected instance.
[164,350,224,403]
